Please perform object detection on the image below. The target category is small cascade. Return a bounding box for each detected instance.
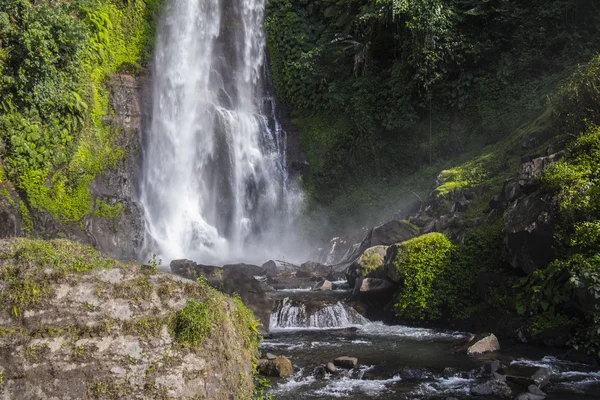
[270,298,368,329]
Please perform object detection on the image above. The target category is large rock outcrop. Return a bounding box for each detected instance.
[170,259,274,332]
[0,239,258,400]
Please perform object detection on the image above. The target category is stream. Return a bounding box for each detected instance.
[263,287,600,399]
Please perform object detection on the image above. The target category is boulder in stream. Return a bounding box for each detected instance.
[257,356,294,377]
[465,333,501,354]
[313,279,334,291]
[345,245,388,288]
[471,378,512,397]
[334,356,358,369]
[504,366,551,388]
[326,362,337,374]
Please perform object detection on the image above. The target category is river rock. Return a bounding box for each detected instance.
[528,385,547,396]
[504,366,551,388]
[296,261,332,279]
[266,353,277,360]
[471,378,512,397]
[0,238,257,399]
[313,365,327,379]
[313,279,333,291]
[484,360,503,375]
[466,333,501,354]
[334,356,358,369]
[326,362,337,373]
[258,357,294,377]
[358,277,396,293]
[514,393,546,400]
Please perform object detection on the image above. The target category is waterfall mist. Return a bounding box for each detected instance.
[140,0,304,265]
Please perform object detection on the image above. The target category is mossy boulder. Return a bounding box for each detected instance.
[0,239,259,399]
[389,233,456,321]
[257,356,294,377]
[345,245,388,288]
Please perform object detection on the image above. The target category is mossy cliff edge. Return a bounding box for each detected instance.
[0,0,160,260]
[0,238,260,399]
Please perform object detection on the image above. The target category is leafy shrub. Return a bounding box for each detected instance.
[517,125,600,357]
[392,233,455,321]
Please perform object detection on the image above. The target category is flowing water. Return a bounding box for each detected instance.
[140,0,301,264]
[265,288,600,399]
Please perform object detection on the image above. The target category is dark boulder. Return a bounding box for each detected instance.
[504,366,551,388]
[503,193,554,274]
[471,377,512,397]
[334,356,358,369]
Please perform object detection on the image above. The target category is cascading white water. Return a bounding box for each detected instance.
[270,298,369,329]
[140,0,302,264]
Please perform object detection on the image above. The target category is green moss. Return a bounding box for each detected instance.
[359,248,385,276]
[392,233,455,321]
[18,201,33,234]
[0,188,14,206]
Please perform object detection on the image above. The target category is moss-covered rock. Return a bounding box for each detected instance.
[345,245,387,288]
[257,356,293,377]
[0,238,259,399]
[390,233,455,322]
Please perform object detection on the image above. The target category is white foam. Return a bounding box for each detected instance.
[359,322,467,340]
[311,375,402,398]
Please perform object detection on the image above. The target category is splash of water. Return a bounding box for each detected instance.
[140,0,302,264]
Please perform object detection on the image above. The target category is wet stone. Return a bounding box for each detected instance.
[334,356,358,369]
[313,365,326,379]
[326,362,337,374]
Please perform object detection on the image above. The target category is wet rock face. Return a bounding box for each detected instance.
[0,74,147,262]
[0,239,256,400]
[85,74,148,261]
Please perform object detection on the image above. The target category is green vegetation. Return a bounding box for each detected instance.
[173,298,218,347]
[392,233,455,321]
[93,198,123,221]
[0,238,116,316]
[0,0,163,226]
[518,127,600,356]
[266,0,600,231]
[359,247,385,276]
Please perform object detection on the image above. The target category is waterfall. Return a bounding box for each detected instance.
[140,0,302,264]
[270,298,369,329]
